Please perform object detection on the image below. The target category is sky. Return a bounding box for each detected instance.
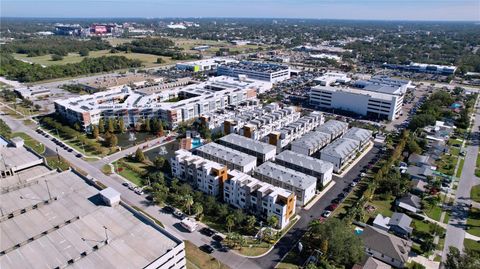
[1,0,479,21]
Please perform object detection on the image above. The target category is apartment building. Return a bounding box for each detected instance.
[315,119,349,141]
[194,142,257,174]
[171,150,228,196]
[342,127,373,151]
[267,111,324,152]
[320,138,360,173]
[290,131,331,156]
[218,134,277,165]
[254,162,317,206]
[217,61,290,83]
[275,150,334,188]
[223,170,296,229]
[55,76,269,130]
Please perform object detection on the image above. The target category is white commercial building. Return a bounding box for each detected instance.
[218,134,277,165]
[176,58,238,72]
[171,149,228,196]
[314,72,351,86]
[217,61,290,83]
[310,76,409,121]
[320,138,360,173]
[275,150,334,188]
[290,131,332,156]
[15,86,51,100]
[254,162,317,206]
[224,170,296,229]
[55,76,269,130]
[195,142,257,174]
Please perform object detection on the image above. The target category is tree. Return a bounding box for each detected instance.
[152,185,169,205]
[92,125,99,139]
[156,57,164,64]
[193,203,203,219]
[183,195,194,215]
[51,54,63,61]
[117,117,125,133]
[154,156,166,171]
[446,247,480,269]
[267,215,279,228]
[217,204,229,219]
[407,139,422,156]
[246,215,256,232]
[135,148,146,162]
[144,118,151,132]
[107,118,115,133]
[79,49,90,57]
[226,214,235,233]
[109,134,118,148]
[98,118,105,133]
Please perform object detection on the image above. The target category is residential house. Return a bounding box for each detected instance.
[388,213,413,238]
[395,194,422,213]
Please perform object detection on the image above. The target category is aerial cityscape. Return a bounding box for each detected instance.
[1,1,480,269]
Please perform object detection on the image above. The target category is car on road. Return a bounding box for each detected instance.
[122,182,129,187]
[173,210,184,219]
[353,178,360,183]
[338,193,345,199]
[327,204,338,211]
[322,210,332,218]
[163,206,175,213]
[331,198,340,204]
[360,172,366,177]
[212,234,224,242]
[75,153,83,158]
[350,182,357,187]
[134,188,144,195]
[199,227,215,237]
[67,148,73,152]
[200,244,215,254]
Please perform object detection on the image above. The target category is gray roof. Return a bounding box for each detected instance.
[343,127,373,143]
[360,226,411,263]
[255,162,317,190]
[408,154,430,165]
[361,257,392,269]
[275,150,334,175]
[320,138,359,159]
[290,131,331,150]
[0,167,181,269]
[406,165,433,179]
[316,120,348,136]
[195,142,257,166]
[396,194,422,209]
[389,213,413,233]
[219,133,276,154]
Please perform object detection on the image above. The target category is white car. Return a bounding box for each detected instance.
[350,182,357,187]
[360,172,366,177]
[322,210,332,218]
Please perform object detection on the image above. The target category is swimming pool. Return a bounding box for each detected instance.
[192,138,202,149]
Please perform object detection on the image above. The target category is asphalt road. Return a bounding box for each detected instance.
[442,98,480,260]
[253,144,381,268]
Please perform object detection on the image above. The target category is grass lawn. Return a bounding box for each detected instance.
[424,205,443,222]
[275,248,304,269]
[45,156,70,171]
[366,198,395,218]
[113,159,148,186]
[464,238,480,253]
[436,154,458,176]
[413,219,431,233]
[467,207,480,237]
[477,152,480,168]
[471,185,480,203]
[11,132,45,154]
[236,242,271,257]
[443,211,451,224]
[13,50,173,68]
[456,158,465,178]
[185,241,230,269]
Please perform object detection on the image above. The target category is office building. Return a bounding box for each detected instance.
[14,86,51,100]
[176,58,238,72]
[218,134,277,165]
[267,111,324,152]
[290,131,331,156]
[224,170,296,229]
[0,165,185,269]
[343,127,373,151]
[195,142,257,174]
[315,120,349,141]
[254,162,317,206]
[314,72,351,86]
[171,150,228,196]
[320,138,360,173]
[382,62,457,75]
[275,150,334,188]
[217,61,290,83]
[55,76,270,130]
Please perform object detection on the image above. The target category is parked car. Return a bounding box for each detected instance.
[322,210,332,218]
[200,244,215,254]
[75,153,83,158]
[212,234,224,242]
[350,182,357,187]
[163,206,175,214]
[173,210,184,219]
[327,204,338,211]
[122,182,129,187]
[200,227,215,237]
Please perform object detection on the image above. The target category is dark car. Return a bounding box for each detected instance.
[338,193,345,199]
[200,227,215,237]
[75,153,83,158]
[163,206,175,214]
[331,198,340,204]
[212,234,224,242]
[200,244,215,254]
[67,148,73,152]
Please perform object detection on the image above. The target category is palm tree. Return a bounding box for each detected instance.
[226,214,235,233]
[193,203,203,219]
[183,195,194,215]
[267,215,279,229]
[246,215,256,232]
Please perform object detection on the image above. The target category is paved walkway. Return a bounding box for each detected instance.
[465,231,480,241]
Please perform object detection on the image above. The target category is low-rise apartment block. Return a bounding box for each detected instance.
[171,150,228,196]
[320,137,360,173]
[217,61,290,83]
[218,134,277,165]
[342,127,373,151]
[290,131,331,156]
[224,170,296,229]
[275,150,334,188]
[195,142,257,174]
[315,119,349,141]
[254,162,317,206]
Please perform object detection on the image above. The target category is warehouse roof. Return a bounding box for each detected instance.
[276,150,334,175]
[255,162,317,190]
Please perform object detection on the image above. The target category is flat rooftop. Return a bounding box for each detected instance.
[276,150,334,175]
[219,134,276,155]
[0,167,181,269]
[219,61,289,73]
[195,142,257,167]
[0,145,43,172]
[312,85,397,101]
[255,161,317,190]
